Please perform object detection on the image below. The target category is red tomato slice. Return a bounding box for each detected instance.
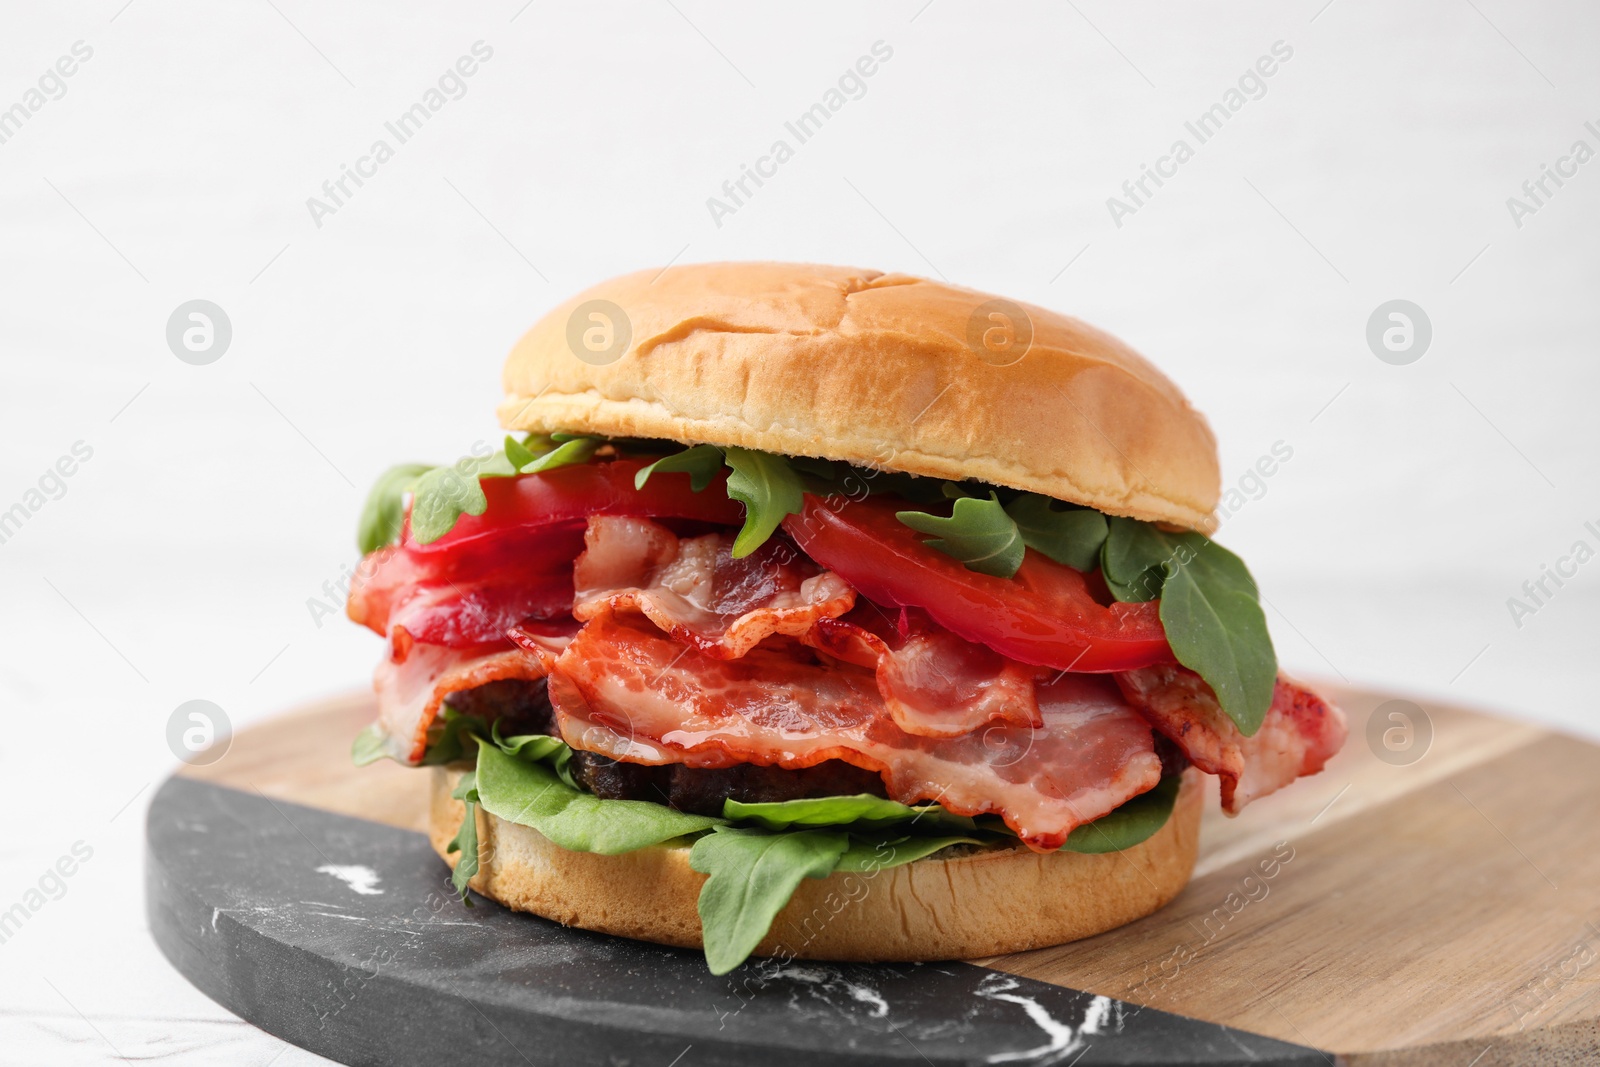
[782,494,1174,673]
[350,459,744,647]
[404,458,744,553]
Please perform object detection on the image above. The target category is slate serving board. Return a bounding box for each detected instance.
[149,686,1600,1065]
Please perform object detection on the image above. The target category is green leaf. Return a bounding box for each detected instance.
[488,722,578,788]
[1005,495,1108,571]
[350,723,392,766]
[407,447,518,545]
[722,447,806,558]
[1100,517,1177,603]
[502,434,539,469]
[787,456,848,483]
[689,826,850,974]
[1102,518,1277,735]
[1160,540,1278,737]
[724,793,975,833]
[519,435,603,474]
[1062,775,1181,853]
[895,493,1024,578]
[418,706,490,766]
[473,740,722,853]
[634,443,726,492]
[356,463,432,554]
[834,833,984,872]
[446,770,481,903]
[490,731,567,764]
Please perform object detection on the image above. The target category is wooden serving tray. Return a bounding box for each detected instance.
[150,684,1600,1065]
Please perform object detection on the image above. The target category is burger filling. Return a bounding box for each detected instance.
[348,435,1345,972]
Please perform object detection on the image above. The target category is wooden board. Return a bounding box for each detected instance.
[175,684,1600,1065]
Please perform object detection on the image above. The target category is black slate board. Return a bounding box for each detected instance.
[145,775,1328,1066]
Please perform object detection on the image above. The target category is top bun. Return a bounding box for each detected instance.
[499,262,1220,532]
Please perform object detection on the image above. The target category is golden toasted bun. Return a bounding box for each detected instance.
[498,263,1220,532]
[429,766,1202,962]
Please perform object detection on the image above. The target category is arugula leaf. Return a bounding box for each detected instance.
[1160,541,1278,736]
[408,447,518,545]
[1102,519,1277,735]
[356,463,432,554]
[1100,517,1178,603]
[489,731,566,764]
[519,434,603,474]
[634,443,726,492]
[724,793,976,833]
[350,723,391,767]
[834,833,984,872]
[446,770,481,903]
[489,722,578,788]
[895,493,1024,578]
[689,826,850,974]
[417,706,490,766]
[1005,495,1108,571]
[1062,775,1181,853]
[502,434,539,469]
[722,447,806,558]
[473,740,722,853]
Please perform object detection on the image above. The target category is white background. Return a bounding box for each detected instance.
[1,1,1596,1062]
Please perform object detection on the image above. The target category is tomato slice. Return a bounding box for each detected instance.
[404,458,744,553]
[350,459,744,647]
[782,494,1174,673]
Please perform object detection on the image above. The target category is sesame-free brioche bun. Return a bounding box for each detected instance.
[429,766,1203,962]
[499,263,1222,533]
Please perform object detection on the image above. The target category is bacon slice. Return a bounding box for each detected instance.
[545,610,1162,851]
[349,524,584,652]
[373,641,545,763]
[1115,665,1345,814]
[806,610,1041,738]
[572,516,855,659]
[576,518,1038,739]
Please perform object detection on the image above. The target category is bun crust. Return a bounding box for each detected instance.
[429,766,1203,962]
[499,263,1221,532]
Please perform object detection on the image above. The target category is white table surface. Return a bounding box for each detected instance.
[2,1,1597,1062]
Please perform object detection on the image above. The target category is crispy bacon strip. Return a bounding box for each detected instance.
[349,524,584,652]
[373,641,544,763]
[572,516,855,659]
[806,610,1041,738]
[577,518,1039,738]
[1115,665,1345,813]
[545,610,1162,851]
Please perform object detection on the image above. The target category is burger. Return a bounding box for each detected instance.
[347,262,1345,974]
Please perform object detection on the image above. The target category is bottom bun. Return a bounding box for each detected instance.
[429,766,1202,962]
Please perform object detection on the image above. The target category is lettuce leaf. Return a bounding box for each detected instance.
[472,739,722,853]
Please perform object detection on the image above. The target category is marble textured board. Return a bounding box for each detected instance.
[146,775,1325,1067]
